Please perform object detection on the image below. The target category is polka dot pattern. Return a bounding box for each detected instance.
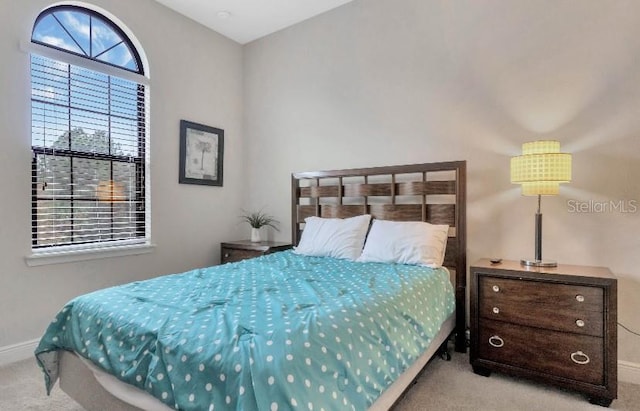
[35,251,455,411]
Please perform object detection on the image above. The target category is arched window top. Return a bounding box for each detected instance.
[32,5,143,74]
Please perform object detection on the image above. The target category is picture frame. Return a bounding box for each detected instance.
[179,120,224,186]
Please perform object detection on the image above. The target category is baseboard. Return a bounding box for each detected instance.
[0,339,39,367]
[619,360,640,385]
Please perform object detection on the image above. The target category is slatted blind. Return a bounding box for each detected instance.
[31,53,147,248]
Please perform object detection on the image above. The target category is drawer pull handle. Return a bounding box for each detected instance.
[576,295,585,302]
[488,335,504,348]
[576,319,585,328]
[571,351,590,365]
[492,285,500,292]
[224,253,230,258]
[492,307,500,314]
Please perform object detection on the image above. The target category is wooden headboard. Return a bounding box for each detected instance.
[291,161,467,352]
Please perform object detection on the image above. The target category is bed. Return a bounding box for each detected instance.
[36,161,467,410]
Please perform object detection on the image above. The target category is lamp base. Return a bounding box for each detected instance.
[521,258,557,268]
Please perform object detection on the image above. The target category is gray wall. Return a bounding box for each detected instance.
[0,0,244,347]
[243,0,640,364]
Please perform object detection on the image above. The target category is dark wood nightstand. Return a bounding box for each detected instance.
[220,240,292,264]
[470,259,617,407]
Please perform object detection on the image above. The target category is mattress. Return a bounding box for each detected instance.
[36,251,455,410]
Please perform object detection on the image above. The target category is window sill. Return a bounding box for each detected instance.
[25,242,156,267]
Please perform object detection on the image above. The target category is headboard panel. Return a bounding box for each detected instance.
[291,161,467,352]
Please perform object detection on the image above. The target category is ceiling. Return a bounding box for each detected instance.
[153,0,354,44]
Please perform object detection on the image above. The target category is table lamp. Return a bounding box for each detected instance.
[511,140,571,267]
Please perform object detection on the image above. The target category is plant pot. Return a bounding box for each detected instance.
[251,227,261,242]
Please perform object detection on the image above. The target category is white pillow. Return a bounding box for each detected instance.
[357,220,449,267]
[293,214,372,260]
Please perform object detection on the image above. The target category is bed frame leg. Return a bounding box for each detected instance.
[437,340,451,361]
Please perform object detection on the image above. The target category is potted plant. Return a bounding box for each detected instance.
[240,209,279,242]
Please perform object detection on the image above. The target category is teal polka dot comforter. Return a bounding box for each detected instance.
[36,250,455,411]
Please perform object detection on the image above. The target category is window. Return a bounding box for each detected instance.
[30,5,148,252]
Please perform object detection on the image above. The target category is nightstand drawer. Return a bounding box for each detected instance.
[478,319,604,385]
[221,247,261,264]
[479,297,603,337]
[480,276,603,312]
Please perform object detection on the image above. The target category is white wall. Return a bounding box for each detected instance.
[0,0,244,348]
[243,0,640,365]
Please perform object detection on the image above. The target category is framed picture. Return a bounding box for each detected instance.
[179,120,224,186]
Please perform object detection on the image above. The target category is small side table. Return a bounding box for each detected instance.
[469,259,617,406]
[220,240,292,264]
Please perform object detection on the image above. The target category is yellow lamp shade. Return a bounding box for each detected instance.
[511,140,571,196]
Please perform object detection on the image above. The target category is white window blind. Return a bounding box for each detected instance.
[31,53,148,249]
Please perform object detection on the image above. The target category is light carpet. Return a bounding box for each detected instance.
[1,351,638,410]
